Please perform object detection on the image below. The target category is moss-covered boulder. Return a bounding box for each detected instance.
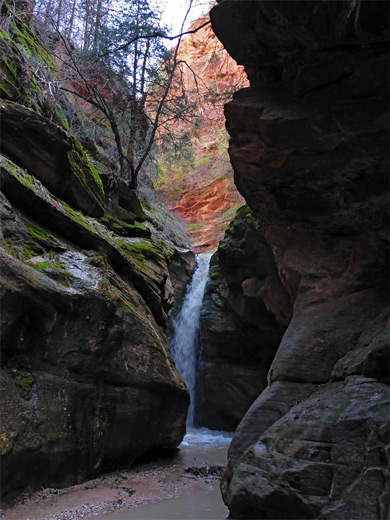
[0,155,192,500]
[1,101,105,217]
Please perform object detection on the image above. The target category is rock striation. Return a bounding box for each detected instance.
[0,139,192,501]
[0,131,193,501]
[208,1,389,518]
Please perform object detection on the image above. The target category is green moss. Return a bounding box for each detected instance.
[151,237,175,260]
[0,16,61,116]
[2,237,18,257]
[100,213,150,237]
[209,263,220,281]
[30,254,73,285]
[1,154,175,295]
[1,154,52,202]
[68,140,105,203]
[1,155,107,237]
[66,145,105,213]
[23,220,51,243]
[117,241,145,264]
[119,240,162,262]
[2,229,43,261]
[21,245,38,260]
[225,203,260,236]
[0,49,20,99]
[15,370,34,399]
[235,203,252,219]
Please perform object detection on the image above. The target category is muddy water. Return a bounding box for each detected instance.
[96,428,231,520]
[1,429,232,520]
[98,486,227,519]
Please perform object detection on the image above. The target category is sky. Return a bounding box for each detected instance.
[155,0,214,36]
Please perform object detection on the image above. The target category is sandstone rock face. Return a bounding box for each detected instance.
[197,205,291,431]
[172,177,243,253]
[151,16,246,252]
[210,1,389,518]
[225,377,389,520]
[1,101,105,217]
[0,151,192,499]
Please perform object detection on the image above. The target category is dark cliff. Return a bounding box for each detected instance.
[197,204,291,431]
[205,1,389,518]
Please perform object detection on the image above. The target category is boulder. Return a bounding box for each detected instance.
[224,377,389,520]
[0,156,190,500]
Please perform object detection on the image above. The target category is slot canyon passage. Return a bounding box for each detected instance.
[0,1,389,520]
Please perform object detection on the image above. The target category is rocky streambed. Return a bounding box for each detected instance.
[1,430,231,520]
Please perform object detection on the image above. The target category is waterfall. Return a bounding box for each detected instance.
[170,253,212,426]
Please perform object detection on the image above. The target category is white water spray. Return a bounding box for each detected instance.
[170,253,212,426]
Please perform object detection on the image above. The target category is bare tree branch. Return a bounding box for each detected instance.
[97,19,211,59]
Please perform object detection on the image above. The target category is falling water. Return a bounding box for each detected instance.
[170,253,212,426]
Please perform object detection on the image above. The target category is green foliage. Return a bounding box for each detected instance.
[152,130,196,193]
[141,198,191,250]
[0,10,65,122]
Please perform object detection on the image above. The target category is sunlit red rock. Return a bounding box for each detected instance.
[155,16,248,252]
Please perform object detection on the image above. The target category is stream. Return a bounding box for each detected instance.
[98,429,231,519]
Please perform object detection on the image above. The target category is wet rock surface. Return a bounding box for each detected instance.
[210,1,389,518]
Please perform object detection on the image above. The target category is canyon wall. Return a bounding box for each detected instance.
[207,1,389,518]
[197,205,291,431]
[152,16,247,252]
[0,12,194,500]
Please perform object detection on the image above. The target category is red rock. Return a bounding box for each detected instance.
[154,17,247,252]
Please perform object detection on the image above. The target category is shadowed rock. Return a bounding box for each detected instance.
[197,205,292,431]
[210,1,389,518]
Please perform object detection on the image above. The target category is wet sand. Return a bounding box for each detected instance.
[97,482,228,519]
[1,430,230,520]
